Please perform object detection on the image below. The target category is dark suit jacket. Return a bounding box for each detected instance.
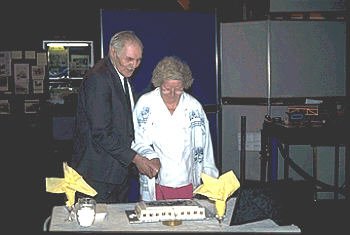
[71,57,137,185]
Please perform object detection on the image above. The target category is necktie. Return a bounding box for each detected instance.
[123,77,134,139]
[123,77,132,112]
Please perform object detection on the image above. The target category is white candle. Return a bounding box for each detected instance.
[77,207,95,227]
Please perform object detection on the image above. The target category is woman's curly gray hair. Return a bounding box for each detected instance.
[151,56,194,89]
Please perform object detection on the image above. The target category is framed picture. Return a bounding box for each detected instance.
[33,79,44,94]
[0,77,9,92]
[32,65,45,80]
[0,100,10,114]
[24,99,40,114]
[70,54,90,77]
[14,63,29,94]
[0,51,11,77]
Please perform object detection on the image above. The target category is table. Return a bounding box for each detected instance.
[48,199,301,233]
[260,120,349,199]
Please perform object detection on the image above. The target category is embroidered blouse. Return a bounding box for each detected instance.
[131,87,219,201]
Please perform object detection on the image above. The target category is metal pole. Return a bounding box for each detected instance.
[240,116,246,183]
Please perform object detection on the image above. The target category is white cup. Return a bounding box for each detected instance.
[76,197,96,227]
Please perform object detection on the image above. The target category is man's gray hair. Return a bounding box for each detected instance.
[109,31,143,56]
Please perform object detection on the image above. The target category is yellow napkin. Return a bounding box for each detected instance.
[45,162,97,207]
[193,170,240,220]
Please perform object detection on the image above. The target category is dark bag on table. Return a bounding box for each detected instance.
[230,179,315,226]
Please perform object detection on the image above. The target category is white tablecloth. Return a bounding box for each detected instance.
[48,198,301,233]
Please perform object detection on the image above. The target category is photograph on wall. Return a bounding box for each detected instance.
[33,79,44,94]
[24,99,40,114]
[15,81,29,94]
[14,63,29,94]
[11,51,22,59]
[0,100,10,114]
[37,52,47,66]
[25,51,36,60]
[0,51,11,77]
[0,77,9,92]
[32,65,45,80]
[14,63,29,81]
[48,47,69,78]
[70,54,90,77]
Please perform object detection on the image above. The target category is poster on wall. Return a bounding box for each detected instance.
[0,51,11,77]
[33,79,44,94]
[14,63,29,94]
[0,77,8,92]
[32,65,45,80]
[0,100,10,114]
[24,99,40,114]
[37,52,47,66]
[70,54,90,77]
[48,48,69,78]
[25,51,36,60]
[32,64,45,93]
[11,51,22,59]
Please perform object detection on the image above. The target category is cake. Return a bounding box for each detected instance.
[134,199,206,222]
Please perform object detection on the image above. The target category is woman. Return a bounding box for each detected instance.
[132,56,219,201]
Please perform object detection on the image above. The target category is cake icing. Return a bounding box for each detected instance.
[135,199,206,222]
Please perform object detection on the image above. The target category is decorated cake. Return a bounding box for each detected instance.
[134,199,206,222]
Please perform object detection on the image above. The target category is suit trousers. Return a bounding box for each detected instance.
[83,177,130,203]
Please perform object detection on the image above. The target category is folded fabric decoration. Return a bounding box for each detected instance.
[45,162,97,207]
[193,170,240,221]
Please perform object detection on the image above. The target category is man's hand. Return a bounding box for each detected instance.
[150,158,161,176]
[132,154,160,178]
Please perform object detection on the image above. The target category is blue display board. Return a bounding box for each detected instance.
[100,9,218,105]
